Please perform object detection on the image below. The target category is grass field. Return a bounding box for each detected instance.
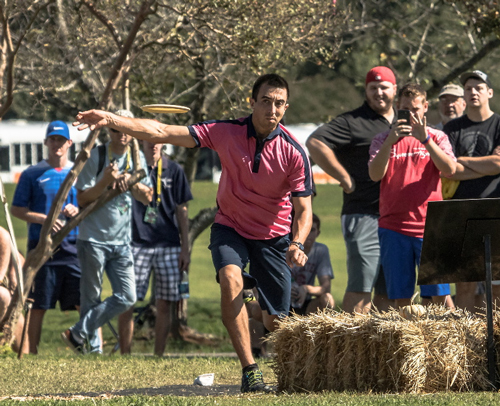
[0,181,347,355]
[1,181,498,404]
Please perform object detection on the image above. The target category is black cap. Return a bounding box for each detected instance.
[459,70,492,88]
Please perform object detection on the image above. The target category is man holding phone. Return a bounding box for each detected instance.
[368,83,457,306]
[307,66,397,314]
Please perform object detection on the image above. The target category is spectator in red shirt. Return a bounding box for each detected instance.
[368,83,456,306]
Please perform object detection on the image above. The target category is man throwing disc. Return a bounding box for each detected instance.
[74,74,313,393]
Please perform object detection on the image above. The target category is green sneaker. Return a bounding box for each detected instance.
[241,369,273,393]
[243,290,256,304]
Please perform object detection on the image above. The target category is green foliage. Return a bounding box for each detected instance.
[450,0,500,39]
[287,71,364,123]
[6,0,500,125]
[0,343,15,357]
[337,0,480,83]
[3,0,345,123]
[2,181,346,355]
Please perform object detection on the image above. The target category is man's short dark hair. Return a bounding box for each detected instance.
[398,83,427,102]
[252,74,289,101]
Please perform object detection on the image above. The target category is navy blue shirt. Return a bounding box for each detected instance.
[132,156,193,247]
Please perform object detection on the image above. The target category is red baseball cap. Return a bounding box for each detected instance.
[365,66,396,86]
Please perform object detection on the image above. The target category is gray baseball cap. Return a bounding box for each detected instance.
[438,84,464,98]
[114,109,134,118]
[459,70,492,88]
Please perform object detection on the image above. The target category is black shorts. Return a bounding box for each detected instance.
[209,223,291,317]
[29,264,81,311]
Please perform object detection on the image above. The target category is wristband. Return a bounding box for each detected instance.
[421,135,431,145]
[290,241,305,251]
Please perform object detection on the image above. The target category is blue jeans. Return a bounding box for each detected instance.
[72,241,136,353]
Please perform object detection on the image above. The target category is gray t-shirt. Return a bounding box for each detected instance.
[291,242,334,300]
[76,142,151,245]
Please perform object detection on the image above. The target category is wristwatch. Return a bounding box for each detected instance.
[290,241,305,251]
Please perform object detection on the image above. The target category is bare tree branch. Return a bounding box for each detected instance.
[428,37,500,98]
[99,0,156,109]
[0,0,53,119]
[80,0,123,48]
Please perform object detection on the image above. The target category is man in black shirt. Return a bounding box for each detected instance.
[306,67,397,313]
[443,70,500,312]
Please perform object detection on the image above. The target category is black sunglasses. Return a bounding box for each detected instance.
[109,128,121,134]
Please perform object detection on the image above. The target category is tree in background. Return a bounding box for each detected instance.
[451,0,500,38]
[5,1,500,125]
[287,0,500,124]
[0,0,344,347]
[0,0,54,120]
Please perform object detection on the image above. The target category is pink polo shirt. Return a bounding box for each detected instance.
[188,115,312,240]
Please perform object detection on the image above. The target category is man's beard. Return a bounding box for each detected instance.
[368,98,394,115]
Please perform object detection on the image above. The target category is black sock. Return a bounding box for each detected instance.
[242,363,259,374]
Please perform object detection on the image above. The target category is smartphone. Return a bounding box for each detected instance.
[397,109,412,135]
[397,109,411,125]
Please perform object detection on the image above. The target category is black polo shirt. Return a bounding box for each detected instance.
[309,102,396,215]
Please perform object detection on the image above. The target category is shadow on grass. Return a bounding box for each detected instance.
[10,385,245,400]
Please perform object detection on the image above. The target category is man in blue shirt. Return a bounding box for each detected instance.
[12,121,80,354]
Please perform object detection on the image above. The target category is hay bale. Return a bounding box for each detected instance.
[299,311,333,391]
[270,305,497,394]
[271,314,305,392]
[325,312,365,391]
[421,306,489,392]
[272,310,343,392]
[367,310,427,392]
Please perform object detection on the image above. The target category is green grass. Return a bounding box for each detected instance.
[3,181,346,356]
[1,181,490,404]
[1,354,500,403]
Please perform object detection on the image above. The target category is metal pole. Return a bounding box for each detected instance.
[484,234,497,390]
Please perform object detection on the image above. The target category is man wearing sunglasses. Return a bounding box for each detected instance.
[62,109,153,354]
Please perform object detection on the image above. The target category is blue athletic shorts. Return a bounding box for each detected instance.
[209,223,291,317]
[29,264,81,310]
[378,228,450,300]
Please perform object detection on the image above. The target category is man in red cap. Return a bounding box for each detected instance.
[306,66,397,313]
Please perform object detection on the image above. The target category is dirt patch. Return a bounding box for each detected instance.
[0,384,249,401]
